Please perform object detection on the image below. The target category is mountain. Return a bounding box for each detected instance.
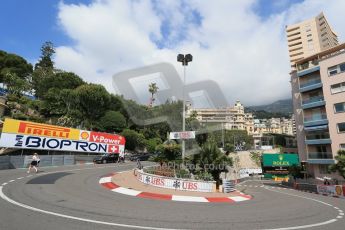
[246,99,293,118]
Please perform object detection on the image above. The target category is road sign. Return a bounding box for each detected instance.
[169,131,195,140]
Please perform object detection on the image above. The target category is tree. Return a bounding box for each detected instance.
[97,110,126,133]
[156,142,181,162]
[74,84,110,128]
[189,138,232,185]
[121,129,145,151]
[148,82,159,107]
[145,137,162,153]
[224,143,234,153]
[35,41,55,70]
[288,164,303,180]
[329,150,345,179]
[3,72,31,96]
[0,50,33,83]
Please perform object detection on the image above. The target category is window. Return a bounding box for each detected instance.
[328,66,338,76]
[308,39,313,42]
[334,102,345,113]
[331,82,345,94]
[338,122,345,133]
[307,34,312,37]
[340,63,345,72]
[328,62,345,76]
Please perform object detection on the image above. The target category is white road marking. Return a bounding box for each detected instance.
[112,187,141,196]
[99,176,112,184]
[17,177,24,180]
[1,183,7,186]
[337,216,343,219]
[172,195,208,202]
[8,180,15,183]
[0,186,179,230]
[0,165,342,230]
[262,219,337,230]
[230,196,249,202]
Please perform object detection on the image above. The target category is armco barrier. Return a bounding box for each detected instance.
[52,155,64,166]
[9,156,25,169]
[136,169,217,193]
[64,155,75,165]
[0,155,76,169]
[0,156,10,170]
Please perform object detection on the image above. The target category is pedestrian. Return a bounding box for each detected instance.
[27,153,39,173]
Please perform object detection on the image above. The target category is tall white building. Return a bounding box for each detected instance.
[286,12,339,69]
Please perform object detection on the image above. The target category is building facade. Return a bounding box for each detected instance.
[286,12,339,69]
[187,101,254,134]
[290,43,345,179]
[187,101,295,137]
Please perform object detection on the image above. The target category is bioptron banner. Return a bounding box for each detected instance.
[0,118,125,154]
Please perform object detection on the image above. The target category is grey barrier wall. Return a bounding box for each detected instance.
[9,156,25,169]
[282,181,318,193]
[52,155,64,166]
[0,155,79,170]
[64,155,75,165]
[0,156,10,170]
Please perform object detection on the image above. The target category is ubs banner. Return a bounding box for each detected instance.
[0,118,125,154]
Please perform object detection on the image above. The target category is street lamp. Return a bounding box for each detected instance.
[177,54,193,160]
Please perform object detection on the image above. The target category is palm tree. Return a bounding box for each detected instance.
[148,83,159,107]
[189,138,233,187]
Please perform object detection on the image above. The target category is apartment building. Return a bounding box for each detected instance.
[253,118,295,136]
[286,12,339,69]
[187,101,254,134]
[290,43,345,179]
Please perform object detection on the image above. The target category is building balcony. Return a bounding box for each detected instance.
[303,114,328,127]
[307,152,335,164]
[301,96,325,109]
[299,79,322,93]
[297,65,320,77]
[305,136,331,145]
[304,125,328,131]
[308,152,333,159]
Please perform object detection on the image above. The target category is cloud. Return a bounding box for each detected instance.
[54,0,345,107]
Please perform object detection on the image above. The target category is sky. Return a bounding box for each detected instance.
[1,0,345,107]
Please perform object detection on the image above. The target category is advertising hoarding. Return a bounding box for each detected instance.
[262,153,299,167]
[169,131,196,140]
[0,118,125,154]
[136,170,215,193]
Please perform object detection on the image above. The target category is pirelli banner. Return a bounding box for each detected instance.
[0,118,125,154]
